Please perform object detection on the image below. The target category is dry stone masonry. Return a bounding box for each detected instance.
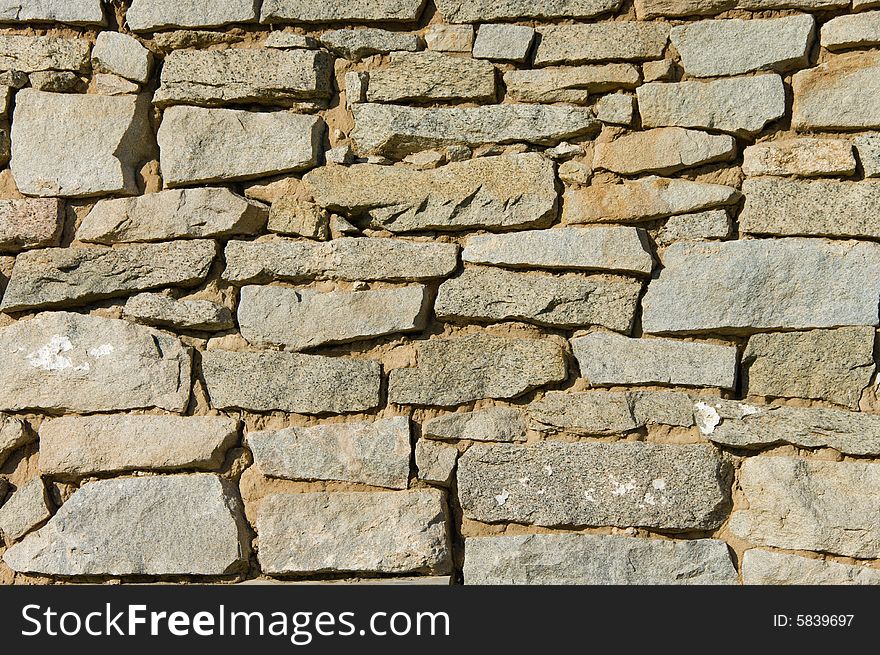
[0,0,879,587]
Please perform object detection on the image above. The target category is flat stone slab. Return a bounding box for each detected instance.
[464,534,737,584]
[124,293,234,331]
[435,0,622,21]
[742,138,856,177]
[0,35,90,72]
[0,478,51,543]
[0,0,105,25]
[504,64,640,104]
[743,549,880,585]
[656,209,732,245]
[593,127,736,175]
[636,0,847,18]
[0,198,62,252]
[320,29,421,60]
[127,0,259,31]
[821,11,880,51]
[260,0,428,23]
[0,415,30,467]
[3,475,246,576]
[423,408,527,442]
[793,52,880,130]
[855,134,880,178]
[458,441,730,529]
[92,32,152,84]
[366,51,496,103]
[39,415,238,476]
[642,239,880,333]
[256,490,451,575]
[247,416,411,488]
[534,23,669,66]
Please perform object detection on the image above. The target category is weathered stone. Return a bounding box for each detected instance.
[742,139,856,177]
[572,332,737,389]
[39,415,238,476]
[643,58,675,82]
[656,210,732,245]
[535,23,668,66]
[0,198,62,252]
[642,239,880,334]
[731,456,880,558]
[792,52,880,130]
[671,16,814,78]
[563,177,739,224]
[239,284,429,350]
[0,35,89,72]
[127,0,258,31]
[0,479,50,543]
[256,490,451,575]
[821,12,880,51]
[352,103,598,157]
[345,71,368,106]
[0,415,30,467]
[158,106,323,187]
[743,550,880,585]
[388,334,567,406]
[202,350,381,414]
[304,154,556,232]
[92,32,152,84]
[595,93,636,125]
[0,0,104,25]
[423,408,527,442]
[3,475,246,576]
[638,75,786,136]
[594,128,736,175]
[11,90,152,197]
[29,70,82,93]
[473,24,535,62]
[855,135,880,177]
[367,51,495,103]
[264,32,318,49]
[93,73,139,96]
[155,48,333,108]
[268,194,329,239]
[261,0,427,23]
[436,0,622,21]
[223,238,459,284]
[464,534,738,584]
[1,240,217,312]
[636,0,846,18]
[504,65,640,104]
[248,417,411,488]
[424,25,474,52]
[153,30,245,52]
[436,267,642,331]
[458,441,729,529]
[558,160,593,185]
[416,440,458,485]
[320,29,421,60]
[123,293,235,331]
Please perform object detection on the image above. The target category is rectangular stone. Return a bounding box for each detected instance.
[127,0,259,31]
[0,240,217,312]
[731,456,880,558]
[388,334,567,406]
[534,23,669,66]
[123,293,234,332]
[366,52,496,103]
[0,198,62,252]
[256,490,451,575]
[202,350,381,414]
[436,0,622,21]
[642,239,880,334]
[656,210,732,246]
[464,534,737,584]
[435,267,642,332]
[155,48,334,108]
[593,127,736,175]
[458,441,730,529]
[636,0,846,18]
[238,284,429,350]
[0,35,90,72]
[743,549,880,585]
[793,52,880,130]
[223,238,459,284]
[472,24,535,63]
[415,439,457,485]
[303,154,557,232]
[158,106,323,186]
[742,138,856,177]
[572,332,737,389]
[638,75,786,136]
[0,479,51,543]
[247,416,411,489]
[320,29,421,61]
[821,12,880,51]
[423,408,527,442]
[260,0,427,23]
[503,65,640,104]
[855,134,880,177]
[0,0,105,25]
[39,415,238,476]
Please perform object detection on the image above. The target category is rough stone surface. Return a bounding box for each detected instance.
[636,0,847,18]
[248,417,411,489]
[92,32,152,84]
[423,408,527,442]
[742,139,856,177]
[743,550,880,585]
[415,440,458,484]
[0,415,30,467]
[534,23,669,66]
[593,128,736,175]
[123,293,234,331]
[464,534,738,584]
[0,35,90,72]
[260,0,427,23]
[264,32,318,49]
[792,52,880,130]
[0,479,51,543]
[855,134,880,177]
[320,29,421,60]
[436,0,622,21]
[256,490,451,575]
[595,93,636,125]
[3,475,246,576]
[424,25,474,52]
[127,0,259,31]
[0,0,104,25]
[367,52,496,103]
[0,198,62,252]
[656,210,732,245]
[821,12,880,51]
[472,24,535,62]
[458,441,730,529]
[504,65,641,104]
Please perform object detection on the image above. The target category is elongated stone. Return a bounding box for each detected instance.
[642,239,880,334]
[534,23,669,66]
[793,52,880,130]
[503,64,640,104]
[423,408,527,442]
[367,51,496,103]
[238,284,429,350]
[436,267,641,332]
[821,12,880,51]
[247,416,411,488]
[464,534,738,584]
[0,479,51,543]
[593,128,736,175]
[0,0,105,25]
[1,240,217,312]
[123,293,234,332]
[303,154,557,232]
[656,210,732,245]
[388,334,567,406]
[0,35,90,72]
[202,350,381,414]
[3,475,246,576]
[458,441,730,529]
[261,0,427,23]
[127,0,259,31]
[39,415,238,476]
[0,198,62,252]
[472,24,535,63]
[743,550,880,585]
[223,238,459,284]
[320,29,421,61]
[636,0,846,19]
[256,490,451,575]
[742,138,856,177]
[435,0,622,21]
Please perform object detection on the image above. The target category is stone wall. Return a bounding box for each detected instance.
[0,0,879,585]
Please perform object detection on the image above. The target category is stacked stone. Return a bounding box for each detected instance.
[0,0,878,586]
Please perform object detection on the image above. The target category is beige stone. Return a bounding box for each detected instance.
[742,138,856,177]
[504,65,640,104]
[593,128,736,175]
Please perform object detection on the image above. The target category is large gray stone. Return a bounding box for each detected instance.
[202,350,381,414]
[3,475,246,576]
[642,239,880,333]
[261,0,427,23]
[247,416,411,488]
[11,90,153,197]
[793,52,880,130]
[742,138,856,177]
[435,267,642,331]
[743,549,880,585]
[0,0,104,25]
[367,51,496,103]
[593,128,736,175]
[0,35,90,72]
[436,0,622,21]
[458,441,730,529]
[0,415,30,467]
[158,106,323,186]
[123,293,234,332]
[238,284,429,350]
[127,0,259,31]
[303,154,557,233]
[821,11,880,51]
[320,29,421,60]
[731,456,880,558]
[256,490,451,575]
[534,23,669,66]
[472,24,535,63]
[423,408,527,442]
[636,0,846,18]
[388,334,567,406]
[351,103,598,157]
[39,415,238,476]
[0,198,62,252]
[223,238,459,284]
[504,65,640,104]
[464,534,738,584]
[1,240,217,312]
[0,312,191,413]
[0,478,51,543]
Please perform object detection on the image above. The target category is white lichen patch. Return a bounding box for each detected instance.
[88,344,115,358]
[494,489,510,506]
[694,401,721,435]
[25,335,89,373]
